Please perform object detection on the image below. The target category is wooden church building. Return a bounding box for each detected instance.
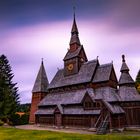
[29,15,140,132]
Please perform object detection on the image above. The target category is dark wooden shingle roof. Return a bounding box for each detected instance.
[92,63,113,83]
[35,107,55,115]
[48,60,98,89]
[118,86,140,101]
[94,87,120,102]
[38,89,88,106]
[35,106,101,115]
[119,55,134,85]
[103,101,125,114]
[119,72,135,85]
[32,61,49,93]
[63,106,101,115]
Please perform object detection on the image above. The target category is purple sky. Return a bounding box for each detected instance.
[0,0,140,103]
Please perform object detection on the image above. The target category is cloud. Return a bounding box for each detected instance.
[0,21,71,103]
[0,1,140,103]
[1,0,140,32]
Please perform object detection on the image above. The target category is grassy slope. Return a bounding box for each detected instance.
[0,127,140,140]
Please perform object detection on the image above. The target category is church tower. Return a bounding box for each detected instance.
[63,13,88,76]
[118,55,139,101]
[29,60,49,123]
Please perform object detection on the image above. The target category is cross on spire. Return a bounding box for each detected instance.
[122,55,125,62]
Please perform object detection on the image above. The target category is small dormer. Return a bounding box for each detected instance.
[82,92,95,110]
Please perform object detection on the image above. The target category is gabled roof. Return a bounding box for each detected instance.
[103,101,125,114]
[32,61,49,93]
[38,89,89,106]
[92,63,113,83]
[55,104,63,114]
[48,60,98,89]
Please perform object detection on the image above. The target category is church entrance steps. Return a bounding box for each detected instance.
[96,114,109,134]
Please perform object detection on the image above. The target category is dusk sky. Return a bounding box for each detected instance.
[0,0,140,103]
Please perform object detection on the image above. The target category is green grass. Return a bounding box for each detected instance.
[0,127,140,140]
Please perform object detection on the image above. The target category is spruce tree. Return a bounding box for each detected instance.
[136,69,140,94]
[0,55,20,122]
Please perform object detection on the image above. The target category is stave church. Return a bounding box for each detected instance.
[29,14,140,133]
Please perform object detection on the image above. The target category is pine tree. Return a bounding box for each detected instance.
[0,55,20,122]
[136,69,140,94]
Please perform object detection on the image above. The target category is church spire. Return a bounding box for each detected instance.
[119,55,134,85]
[120,55,129,72]
[32,59,49,93]
[69,10,81,47]
[71,12,79,35]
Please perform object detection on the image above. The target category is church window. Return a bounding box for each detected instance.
[84,101,94,109]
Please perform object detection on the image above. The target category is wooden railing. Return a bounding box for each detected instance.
[94,114,102,128]
[96,113,110,134]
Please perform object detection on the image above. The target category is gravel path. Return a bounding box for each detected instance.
[15,125,95,134]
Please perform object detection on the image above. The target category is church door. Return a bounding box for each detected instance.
[55,113,62,127]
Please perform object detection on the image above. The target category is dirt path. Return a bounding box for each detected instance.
[15,125,95,134]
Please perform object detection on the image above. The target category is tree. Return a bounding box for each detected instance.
[136,69,140,94]
[0,55,20,122]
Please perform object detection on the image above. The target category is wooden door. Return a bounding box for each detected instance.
[55,113,62,127]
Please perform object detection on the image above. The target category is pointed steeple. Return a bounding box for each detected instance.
[69,11,81,46]
[120,55,129,72]
[119,55,134,85]
[71,13,79,34]
[32,59,49,93]
[118,55,140,101]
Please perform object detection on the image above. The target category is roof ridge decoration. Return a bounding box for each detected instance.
[99,62,113,67]
[32,59,49,93]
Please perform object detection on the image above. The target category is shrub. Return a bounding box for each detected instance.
[10,114,29,125]
[20,114,29,125]
[8,121,13,126]
[0,120,4,126]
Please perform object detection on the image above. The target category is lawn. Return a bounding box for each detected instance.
[0,127,140,140]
